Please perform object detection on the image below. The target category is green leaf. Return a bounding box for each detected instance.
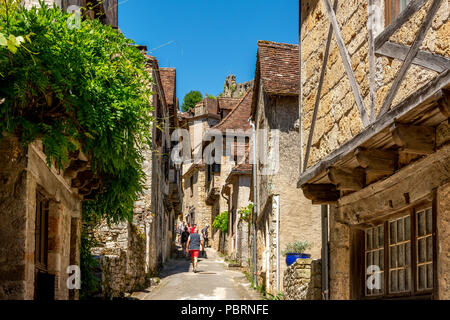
[0,33,6,46]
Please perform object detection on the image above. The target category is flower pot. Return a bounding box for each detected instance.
[285,253,311,266]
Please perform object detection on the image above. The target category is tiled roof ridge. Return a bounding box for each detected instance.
[214,88,252,130]
[257,40,298,50]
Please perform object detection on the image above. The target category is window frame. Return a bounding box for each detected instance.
[384,0,412,26]
[360,199,437,300]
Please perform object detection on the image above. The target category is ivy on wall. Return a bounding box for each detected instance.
[0,1,154,223]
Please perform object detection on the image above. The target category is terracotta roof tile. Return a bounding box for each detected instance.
[257,41,299,96]
[218,97,241,110]
[214,89,253,131]
[159,68,176,106]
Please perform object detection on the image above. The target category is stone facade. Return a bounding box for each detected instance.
[91,222,147,299]
[299,0,449,300]
[283,259,322,300]
[250,44,323,295]
[301,0,449,168]
[0,136,82,300]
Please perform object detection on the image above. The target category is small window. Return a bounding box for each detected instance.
[385,0,412,26]
[362,203,434,299]
[35,194,49,271]
[190,175,194,197]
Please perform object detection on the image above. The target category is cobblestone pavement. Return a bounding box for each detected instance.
[131,247,261,300]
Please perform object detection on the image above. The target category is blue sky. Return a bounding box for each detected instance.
[119,0,299,107]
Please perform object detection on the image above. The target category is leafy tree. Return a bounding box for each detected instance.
[181,90,202,112]
[0,2,153,223]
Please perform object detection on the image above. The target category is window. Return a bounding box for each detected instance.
[385,0,412,26]
[363,203,434,298]
[35,193,49,271]
[190,175,194,198]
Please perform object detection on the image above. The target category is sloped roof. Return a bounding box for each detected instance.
[214,89,253,132]
[159,68,176,106]
[256,41,299,96]
[218,97,241,110]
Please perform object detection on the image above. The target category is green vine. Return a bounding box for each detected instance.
[0,2,154,223]
[212,210,229,233]
[238,203,253,222]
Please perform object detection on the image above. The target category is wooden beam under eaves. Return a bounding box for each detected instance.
[438,89,450,118]
[354,148,397,175]
[390,123,436,155]
[327,167,365,191]
[301,184,340,204]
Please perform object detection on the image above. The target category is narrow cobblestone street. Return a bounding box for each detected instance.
[132,248,261,300]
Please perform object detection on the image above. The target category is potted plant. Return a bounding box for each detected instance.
[282,241,312,266]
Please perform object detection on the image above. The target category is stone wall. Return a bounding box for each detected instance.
[0,136,81,300]
[437,181,449,300]
[301,0,449,168]
[91,221,147,299]
[283,259,322,300]
[253,94,322,295]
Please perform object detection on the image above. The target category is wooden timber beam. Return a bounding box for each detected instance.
[64,159,89,179]
[376,41,450,73]
[390,123,436,155]
[354,148,397,174]
[438,89,450,118]
[322,0,370,127]
[297,70,449,189]
[377,0,443,118]
[71,170,94,189]
[327,167,365,191]
[301,184,340,204]
[374,0,428,50]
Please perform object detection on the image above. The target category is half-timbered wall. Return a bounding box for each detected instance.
[301,0,449,169]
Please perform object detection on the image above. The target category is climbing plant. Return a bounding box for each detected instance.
[212,210,229,233]
[0,2,154,223]
[238,203,254,222]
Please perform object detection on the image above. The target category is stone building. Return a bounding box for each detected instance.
[0,138,98,299]
[297,0,449,299]
[178,92,246,249]
[23,0,119,28]
[86,55,182,298]
[214,90,253,262]
[151,65,183,267]
[0,0,120,301]
[250,40,322,295]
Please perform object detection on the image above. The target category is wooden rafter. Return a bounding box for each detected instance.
[390,123,436,155]
[438,89,450,118]
[376,41,450,73]
[322,0,370,127]
[297,69,449,188]
[301,184,340,204]
[354,147,397,174]
[377,0,443,118]
[303,0,336,172]
[327,167,365,191]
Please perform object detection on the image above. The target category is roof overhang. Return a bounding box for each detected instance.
[298,70,450,204]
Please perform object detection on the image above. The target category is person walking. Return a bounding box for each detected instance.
[186,226,204,273]
[181,227,190,257]
[201,224,209,249]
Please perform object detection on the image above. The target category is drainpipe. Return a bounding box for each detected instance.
[321,205,329,300]
[249,118,258,289]
[274,195,280,292]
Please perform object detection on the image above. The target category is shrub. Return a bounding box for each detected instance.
[281,241,312,256]
[212,210,229,233]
